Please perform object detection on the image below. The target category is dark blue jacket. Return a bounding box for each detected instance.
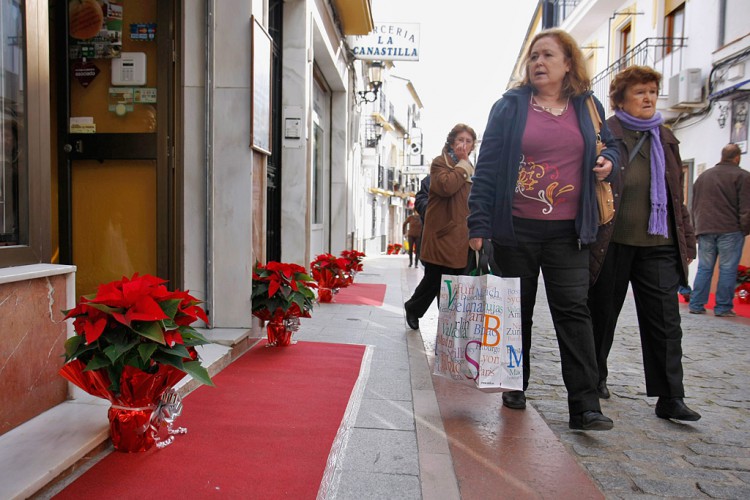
[415,175,430,222]
[468,86,619,245]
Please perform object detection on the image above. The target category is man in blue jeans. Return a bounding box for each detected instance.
[689,143,750,317]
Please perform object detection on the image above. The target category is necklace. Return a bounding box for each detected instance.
[530,95,569,116]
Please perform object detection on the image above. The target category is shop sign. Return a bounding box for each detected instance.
[348,23,420,61]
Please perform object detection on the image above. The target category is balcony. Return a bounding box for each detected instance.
[591,37,687,109]
[549,0,581,26]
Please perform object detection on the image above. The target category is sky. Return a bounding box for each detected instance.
[370,0,538,158]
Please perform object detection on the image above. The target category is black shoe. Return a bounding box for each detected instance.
[569,410,614,431]
[502,390,526,409]
[655,397,701,421]
[405,305,419,330]
[597,380,610,399]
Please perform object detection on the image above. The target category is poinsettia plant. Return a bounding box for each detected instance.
[737,265,750,290]
[252,261,317,322]
[341,250,366,273]
[387,243,403,255]
[310,253,351,290]
[62,273,214,394]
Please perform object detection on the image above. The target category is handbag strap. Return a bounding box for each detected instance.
[586,96,602,136]
[628,132,649,164]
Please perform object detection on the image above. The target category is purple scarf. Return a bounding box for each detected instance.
[614,109,669,237]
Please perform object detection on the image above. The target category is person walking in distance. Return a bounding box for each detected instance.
[404,124,476,331]
[403,210,423,268]
[689,143,750,317]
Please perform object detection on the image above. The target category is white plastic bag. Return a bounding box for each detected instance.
[433,273,523,391]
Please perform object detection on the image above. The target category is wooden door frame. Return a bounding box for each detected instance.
[54,0,180,285]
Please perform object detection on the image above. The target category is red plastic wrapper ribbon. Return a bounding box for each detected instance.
[59,361,187,452]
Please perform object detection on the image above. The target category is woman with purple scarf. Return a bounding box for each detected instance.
[588,66,701,421]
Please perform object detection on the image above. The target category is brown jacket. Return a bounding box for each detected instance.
[403,214,423,238]
[420,152,473,268]
[691,161,750,236]
[590,117,696,285]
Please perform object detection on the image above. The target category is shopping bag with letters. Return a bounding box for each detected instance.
[433,272,523,391]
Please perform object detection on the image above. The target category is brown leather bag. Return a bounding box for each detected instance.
[586,97,614,225]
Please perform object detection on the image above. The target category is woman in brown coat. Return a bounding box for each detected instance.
[404,123,476,330]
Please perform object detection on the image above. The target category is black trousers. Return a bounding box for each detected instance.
[588,243,685,397]
[405,260,465,319]
[407,236,421,265]
[493,231,600,415]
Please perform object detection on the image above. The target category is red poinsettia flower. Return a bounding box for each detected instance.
[61,273,214,394]
[252,261,317,323]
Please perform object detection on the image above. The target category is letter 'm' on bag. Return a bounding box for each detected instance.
[433,274,523,391]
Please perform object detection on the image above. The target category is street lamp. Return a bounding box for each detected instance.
[357,61,383,103]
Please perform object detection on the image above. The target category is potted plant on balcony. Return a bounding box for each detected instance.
[310,253,351,302]
[252,261,317,345]
[59,273,214,452]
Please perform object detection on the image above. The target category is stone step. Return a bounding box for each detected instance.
[0,328,257,500]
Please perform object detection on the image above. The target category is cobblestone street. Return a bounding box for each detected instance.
[420,281,750,499]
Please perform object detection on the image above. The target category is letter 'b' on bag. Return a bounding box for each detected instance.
[433,274,523,392]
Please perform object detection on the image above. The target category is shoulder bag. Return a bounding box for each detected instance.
[586,97,615,225]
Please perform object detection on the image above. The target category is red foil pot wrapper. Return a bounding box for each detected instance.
[108,405,155,452]
[267,320,293,346]
[318,287,334,303]
[59,360,188,452]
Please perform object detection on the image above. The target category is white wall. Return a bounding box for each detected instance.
[182,0,256,328]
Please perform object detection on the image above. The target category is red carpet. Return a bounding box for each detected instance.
[333,283,386,306]
[680,292,750,318]
[56,341,366,499]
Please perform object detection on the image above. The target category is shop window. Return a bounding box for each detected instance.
[0,2,25,249]
[0,0,50,267]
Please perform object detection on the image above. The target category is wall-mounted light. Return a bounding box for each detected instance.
[357,61,383,103]
[717,103,728,128]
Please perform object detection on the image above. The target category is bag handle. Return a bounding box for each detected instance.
[469,240,496,276]
[586,96,602,136]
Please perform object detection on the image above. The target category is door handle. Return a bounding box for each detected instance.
[64,140,84,153]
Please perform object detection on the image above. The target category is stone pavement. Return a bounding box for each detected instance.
[15,254,749,499]
[413,255,750,499]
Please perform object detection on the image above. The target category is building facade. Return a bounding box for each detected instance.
[0,0,376,480]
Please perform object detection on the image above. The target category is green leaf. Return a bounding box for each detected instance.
[159,299,182,320]
[63,335,84,359]
[84,302,120,316]
[184,361,215,387]
[137,343,158,362]
[159,343,191,359]
[151,351,185,370]
[85,353,112,371]
[132,321,166,344]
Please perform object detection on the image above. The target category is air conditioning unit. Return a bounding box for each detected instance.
[668,68,702,107]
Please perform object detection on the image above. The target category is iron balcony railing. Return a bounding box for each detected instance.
[550,0,581,26]
[591,37,688,109]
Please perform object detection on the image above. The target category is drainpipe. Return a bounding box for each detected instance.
[205,0,215,326]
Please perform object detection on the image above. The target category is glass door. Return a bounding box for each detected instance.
[54,0,175,298]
